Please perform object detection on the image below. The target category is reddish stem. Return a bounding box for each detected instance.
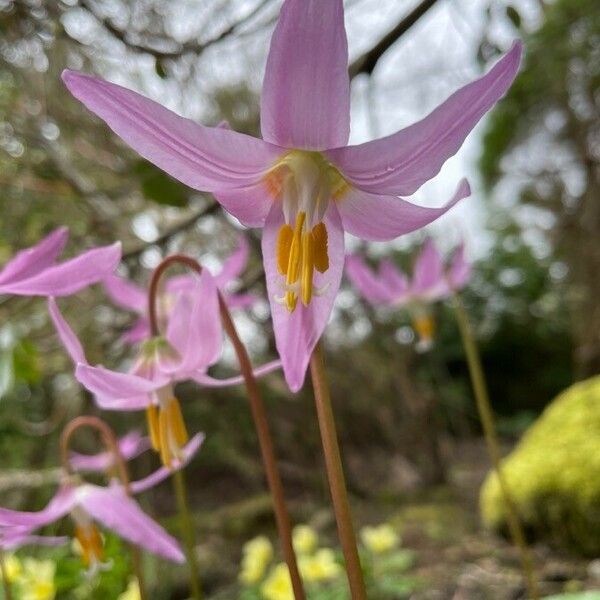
[148,255,306,600]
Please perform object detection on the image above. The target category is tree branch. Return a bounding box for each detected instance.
[349,0,440,78]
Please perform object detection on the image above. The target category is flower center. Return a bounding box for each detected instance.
[146,386,188,467]
[266,151,348,312]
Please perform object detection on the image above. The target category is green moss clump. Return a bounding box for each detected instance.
[480,376,600,555]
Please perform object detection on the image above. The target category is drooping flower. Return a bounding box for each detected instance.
[69,430,151,473]
[104,235,256,344]
[239,535,274,585]
[0,436,203,574]
[360,524,400,554]
[346,239,470,349]
[0,227,121,297]
[62,0,521,391]
[48,269,279,466]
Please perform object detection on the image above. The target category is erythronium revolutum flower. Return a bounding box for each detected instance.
[69,430,152,473]
[62,0,522,391]
[0,227,121,297]
[48,269,279,466]
[104,235,257,344]
[346,238,471,349]
[0,435,202,574]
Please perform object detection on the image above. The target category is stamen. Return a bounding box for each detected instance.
[301,231,314,306]
[155,398,188,467]
[277,224,293,275]
[413,314,435,345]
[169,398,189,448]
[146,404,160,451]
[158,406,172,467]
[75,524,104,567]
[311,223,329,273]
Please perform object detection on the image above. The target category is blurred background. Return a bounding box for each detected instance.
[0,0,599,598]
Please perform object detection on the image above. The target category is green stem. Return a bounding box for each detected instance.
[0,551,13,600]
[452,294,539,599]
[310,342,367,600]
[172,469,203,600]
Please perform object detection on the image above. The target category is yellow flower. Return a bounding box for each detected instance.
[260,563,293,600]
[0,554,22,583]
[239,536,274,585]
[298,548,341,582]
[119,577,141,600]
[360,524,399,554]
[17,558,56,600]
[292,525,318,555]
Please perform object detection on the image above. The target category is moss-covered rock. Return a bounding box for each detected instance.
[480,376,600,555]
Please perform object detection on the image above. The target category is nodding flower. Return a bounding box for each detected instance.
[103,234,257,345]
[346,239,471,350]
[62,0,521,390]
[48,269,280,467]
[0,435,203,574]
[0,227,120,297]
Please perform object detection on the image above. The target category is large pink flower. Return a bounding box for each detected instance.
[104,235,257,344]
[346,239,471,349]
[0,227,120,297]
[62,0,521,391]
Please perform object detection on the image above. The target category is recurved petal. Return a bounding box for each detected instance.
[262,204,345,393]
[62,70,282,193]
[447,242,471,290]
[260,0,350,150]
[165,270,222,374]
[327,42,522,196]
[345,255,395,305]
[0,227,68,285]
[79,484,185,563]
[412,239,446,298]
[130,433,204,494]
[48,298,87,364]
[377,259,410,299]
[103,274,147,313]
[337,178,470,242]
[214,234,250,288]
[0,485,76,528]
[191,358,282,388]
[1,530,68,551]
[0,243,122,297]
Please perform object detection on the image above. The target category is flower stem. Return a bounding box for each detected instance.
[309,342,367,600]
[60,416,148,600]
[452,294,539,599]
[149,255,305,600]
[0,551,13,600]
[172,469,203,600]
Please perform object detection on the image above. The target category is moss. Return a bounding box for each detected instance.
[480,376,600,555]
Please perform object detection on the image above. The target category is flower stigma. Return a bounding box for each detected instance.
[267,151,349,312]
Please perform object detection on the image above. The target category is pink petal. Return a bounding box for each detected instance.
[411,239,446,299]
[0,227,68,285]
[261,204,344,393]
[377,259,410,299]
[47,298,87,364]
[1,530,68,551]
[213,235,250,288]
[70,431,151,473]
[103,274,147,313]
[79,484,185,563]
[447,242,471,290]
[165,274,195,295]
[75,364,168,410]
[62,70,282,193]
[191,358,282,388]
[165,270,222,374]
[260,0,350,150]
[337,178,471,242]
[130,433,204,494]
[122,317,152,345]
[345,255,396,305]
[0,485,76,528]
[223,291,258,310]
[327,42,522,195]
[0,243,122,297]
[213,181,274,228]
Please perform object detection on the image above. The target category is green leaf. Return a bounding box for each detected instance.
[133,160,189,207]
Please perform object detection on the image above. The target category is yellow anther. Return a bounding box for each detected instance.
[301,231,314,306]
[277,224,293,275]
[169,398,189,447]
[158,406,172,467]
[413,314,435,344]
[153,398,188,467]
[146,404,160,451]
[311,223,329,273]
[75,524,104,567]
[286,212,306,286]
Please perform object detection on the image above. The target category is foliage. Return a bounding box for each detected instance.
[480,376,600,555]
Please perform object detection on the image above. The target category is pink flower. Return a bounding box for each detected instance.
[104,235,257,344]
[48,269,279,466]
[0,227,121,297]
[346,239,471,349]
[62,0,521,391]
[0,434,202,567]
